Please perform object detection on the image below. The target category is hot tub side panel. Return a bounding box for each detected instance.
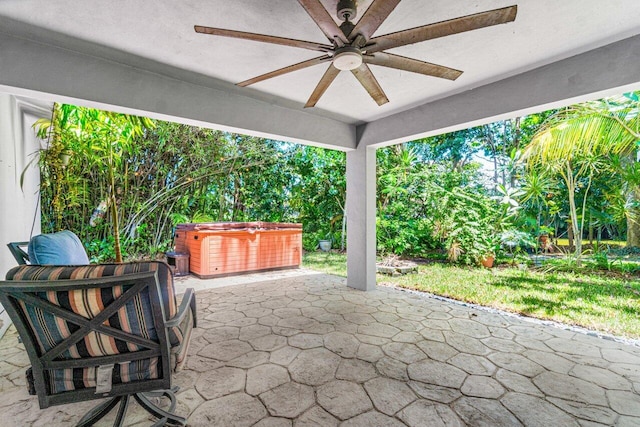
[211,231,260,276]
[185,230,203,276]
[259,229,302,270]
[186,230,261,278]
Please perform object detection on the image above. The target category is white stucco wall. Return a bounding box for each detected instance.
[0,94,50,337]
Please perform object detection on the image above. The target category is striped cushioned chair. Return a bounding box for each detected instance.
[1,261,196,426]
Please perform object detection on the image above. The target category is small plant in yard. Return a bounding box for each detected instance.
[590,244,612,271]
[500,229,536,265]
[380,254,402,267]
[539,255,583,273]
[447,241,463,263]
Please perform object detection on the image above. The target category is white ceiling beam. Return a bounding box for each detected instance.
[357,34,640,148]
[0,31,356,151]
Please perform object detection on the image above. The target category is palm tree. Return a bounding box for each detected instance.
[520,168,558,241]
[522,94,639,259]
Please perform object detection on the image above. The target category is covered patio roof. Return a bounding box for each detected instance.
[1,0,639,148]
[1,0,639,289]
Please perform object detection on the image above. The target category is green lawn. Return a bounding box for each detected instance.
[302,251,640,339]
[302,251,348,277]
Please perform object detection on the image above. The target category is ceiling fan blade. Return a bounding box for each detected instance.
[194,26,332,52]
[364,52,462,81]
[366,5,517,53]
[305,65,340,108]
[351,63,389,106]
[297,0,350,44]
[349,0,401,42]
[237,55,332,87]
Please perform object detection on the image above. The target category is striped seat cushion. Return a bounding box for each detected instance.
[6,262,187,394]
[47,357,160,394]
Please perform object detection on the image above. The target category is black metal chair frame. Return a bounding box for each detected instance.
[7,241,30,265]
[0,271,195,426]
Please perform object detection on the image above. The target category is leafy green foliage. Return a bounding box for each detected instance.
[376,144,516,263]
[35,91,639,270]
[288,147,346,250]
[36,104,346,261]
[522,93,640,258]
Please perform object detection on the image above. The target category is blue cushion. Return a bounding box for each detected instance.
[28,230,89,265]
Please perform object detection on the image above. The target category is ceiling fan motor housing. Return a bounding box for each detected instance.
[337,0,357,21]
[333,46,363,70]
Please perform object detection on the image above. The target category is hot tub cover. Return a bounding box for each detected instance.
[176,222,301,231]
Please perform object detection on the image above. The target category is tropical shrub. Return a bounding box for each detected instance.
[34,104,347,261]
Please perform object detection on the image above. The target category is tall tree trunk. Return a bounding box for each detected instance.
[231,175,242,222]
[565,163,582,260]
[510,117,522,188]
[501,121,508,187]
[107,158,123,263]
[483,125,499,192]
[626,186,640,247]
[341,210,346,251]
[567,221,575,251]
[218,191,226,221]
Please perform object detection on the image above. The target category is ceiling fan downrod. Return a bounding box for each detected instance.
[334,0,362,70]
[336,0,357,22]
[337,0,357,37]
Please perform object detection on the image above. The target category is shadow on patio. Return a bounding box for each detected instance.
[1,270,639,426]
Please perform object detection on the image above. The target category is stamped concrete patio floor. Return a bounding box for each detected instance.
[1,272,640,426]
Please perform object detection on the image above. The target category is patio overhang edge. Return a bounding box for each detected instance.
[357,33,640,148]
[0,31,356,151]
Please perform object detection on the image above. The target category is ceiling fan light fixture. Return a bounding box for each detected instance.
[333,48,362,71]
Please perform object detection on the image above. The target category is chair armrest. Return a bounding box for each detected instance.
[7,242,30,265]
[165,288,197,329]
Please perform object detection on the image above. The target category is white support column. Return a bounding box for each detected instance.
[346,143,377,291]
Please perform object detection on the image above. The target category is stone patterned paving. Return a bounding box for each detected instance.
[1,273,640,426]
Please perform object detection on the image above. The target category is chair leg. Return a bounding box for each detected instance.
[143,385,180,398]
[113,395,131,427]
[143,386,181,427]
[134,389,186,427]
[76,388,185,427]
[76,396,123,427]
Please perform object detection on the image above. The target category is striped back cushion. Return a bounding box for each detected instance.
[18,284,157,358]
[6,262,177,318]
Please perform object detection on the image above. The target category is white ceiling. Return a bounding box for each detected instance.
[1,0,639,126]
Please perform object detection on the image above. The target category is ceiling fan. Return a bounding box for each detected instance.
[195,0,517,107]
